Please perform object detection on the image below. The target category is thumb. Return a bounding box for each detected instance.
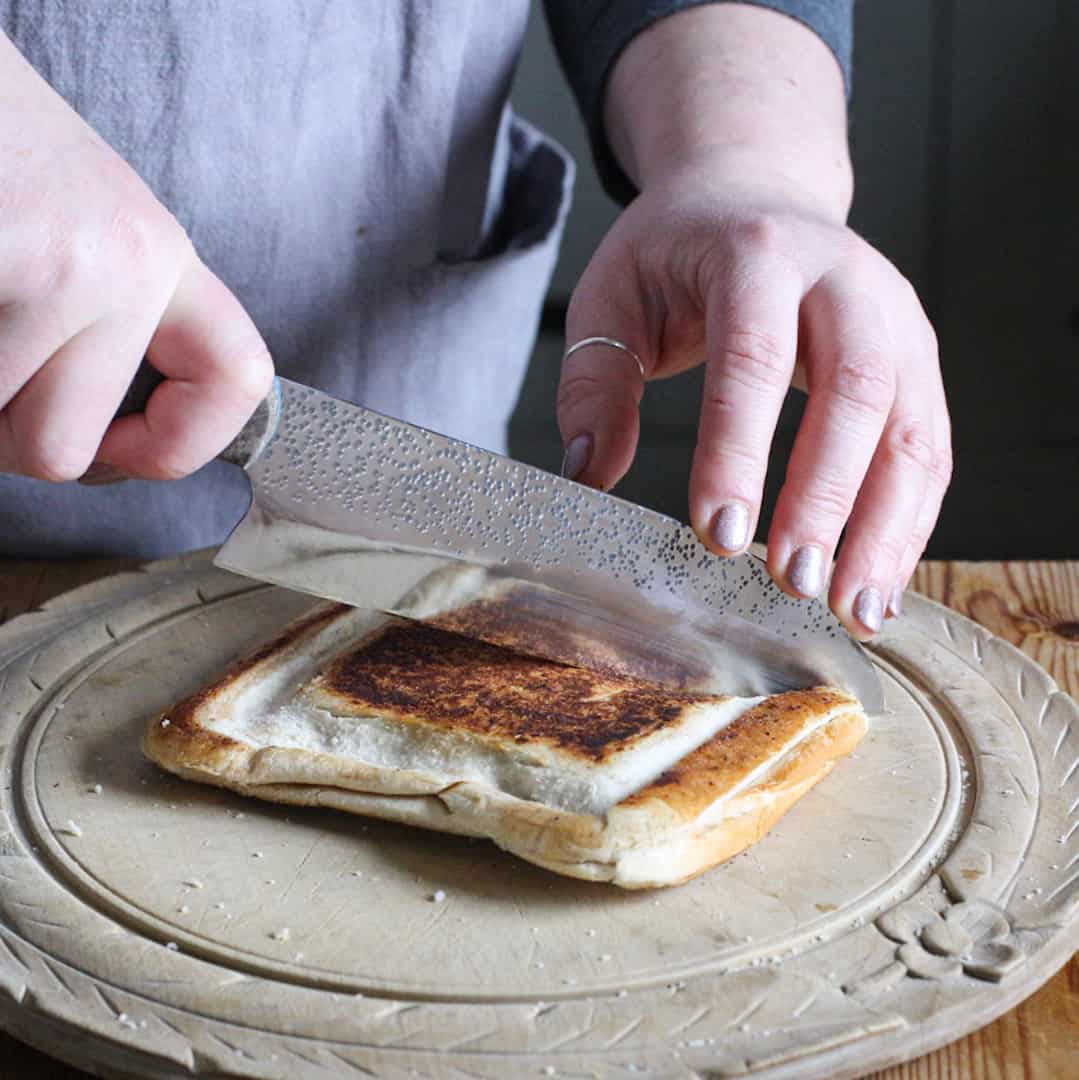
[98,259,273,479]
[556,267,648,491]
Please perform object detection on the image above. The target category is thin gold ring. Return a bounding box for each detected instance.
[562,336,645,378]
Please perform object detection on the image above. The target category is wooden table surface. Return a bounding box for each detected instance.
[0,557,1076,1079]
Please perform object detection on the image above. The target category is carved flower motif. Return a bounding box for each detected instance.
[878,898,1024,982]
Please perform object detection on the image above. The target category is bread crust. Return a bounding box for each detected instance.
[143,603,868,888]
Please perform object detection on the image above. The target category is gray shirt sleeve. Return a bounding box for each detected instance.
[541,0,853,204]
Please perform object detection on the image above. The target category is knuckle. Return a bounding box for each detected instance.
[134,435,199,481]
[227,344,275,404]
[729,212,790,260]
[143,456,193,482]
[827,351,895,413]
[884,417,935,469]
[106,204,156,267]
[717,323,790,387]
[24,207,182,302]
[865,530,908,567]
[693,435,762,475]
[785,469,855,529]
[556,371,609,415]
[907,524,933,555]
[22,435,96,483]
[105,197,184,274]
[28,223,86,298]
[923,320,941,361]
[841,237,886,279]
[929,445,953,488]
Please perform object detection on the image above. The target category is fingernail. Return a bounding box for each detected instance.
[887,582,904,618]
[78,463,127,487]
[711,502,750,552]
[787,545,825,598]
[853,586,884,633]
[561,434,592,481]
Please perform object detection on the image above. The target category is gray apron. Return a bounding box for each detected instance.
[0,0,572,557]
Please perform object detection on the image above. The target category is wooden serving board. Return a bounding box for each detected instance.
[0,551,1076,1079]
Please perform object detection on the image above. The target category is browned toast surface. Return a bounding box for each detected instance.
[309,621,727,765]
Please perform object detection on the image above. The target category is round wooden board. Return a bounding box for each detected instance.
[0,552,1076,1080]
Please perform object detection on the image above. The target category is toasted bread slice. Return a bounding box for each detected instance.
[143,602,867,888]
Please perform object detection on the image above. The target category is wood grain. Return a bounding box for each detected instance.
[0,557,1076,1080]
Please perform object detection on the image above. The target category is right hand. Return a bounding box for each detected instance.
[0,33,273,483]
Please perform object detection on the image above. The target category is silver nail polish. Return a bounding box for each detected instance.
[560,434,592,481]
[854,586,884,633]
[711,502,750,552]
[787,545,825,598]
[888,582,904,618]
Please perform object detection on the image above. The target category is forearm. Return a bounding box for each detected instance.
[603,4,853,222]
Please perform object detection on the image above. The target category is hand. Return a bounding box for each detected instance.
[555,4,951,639]
[557,164,951,638]
[0,33,272,484]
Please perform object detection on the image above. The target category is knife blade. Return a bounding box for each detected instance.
[193,377,881,710]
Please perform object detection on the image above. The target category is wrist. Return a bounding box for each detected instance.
[603,5,853,222]
[636,143,854,228]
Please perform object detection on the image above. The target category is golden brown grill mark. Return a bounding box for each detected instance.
[622,688,850,813]
[313,622,723,762]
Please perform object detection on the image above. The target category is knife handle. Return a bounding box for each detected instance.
[109,360,279,469]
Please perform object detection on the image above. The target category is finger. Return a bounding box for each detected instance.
[0,295,100,411]
[689,258,801,554]
[97,260,273,479]
[557,255,649,491]
[766,267,898,602]
[888,352,952,616]
[826,381,934,637]
[0,316,151,480]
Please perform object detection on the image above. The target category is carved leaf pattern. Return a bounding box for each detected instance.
[876,885,1026,984]
[934,605,1079,927]
[921,919,973,957]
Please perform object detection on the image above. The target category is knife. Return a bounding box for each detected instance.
[113,370,883,710]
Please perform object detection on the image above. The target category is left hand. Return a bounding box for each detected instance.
[556,161,951,638]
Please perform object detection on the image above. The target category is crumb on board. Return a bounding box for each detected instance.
[90,784,103,795]
[165,942,179,952]
[430,889,447,903]
[271,928,291,942]
[183,879,205,890]
[57,820,83,837]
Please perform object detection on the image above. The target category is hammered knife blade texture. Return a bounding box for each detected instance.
[213,378,883,709]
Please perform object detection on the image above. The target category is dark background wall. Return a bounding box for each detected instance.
[508,2,1079,559]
